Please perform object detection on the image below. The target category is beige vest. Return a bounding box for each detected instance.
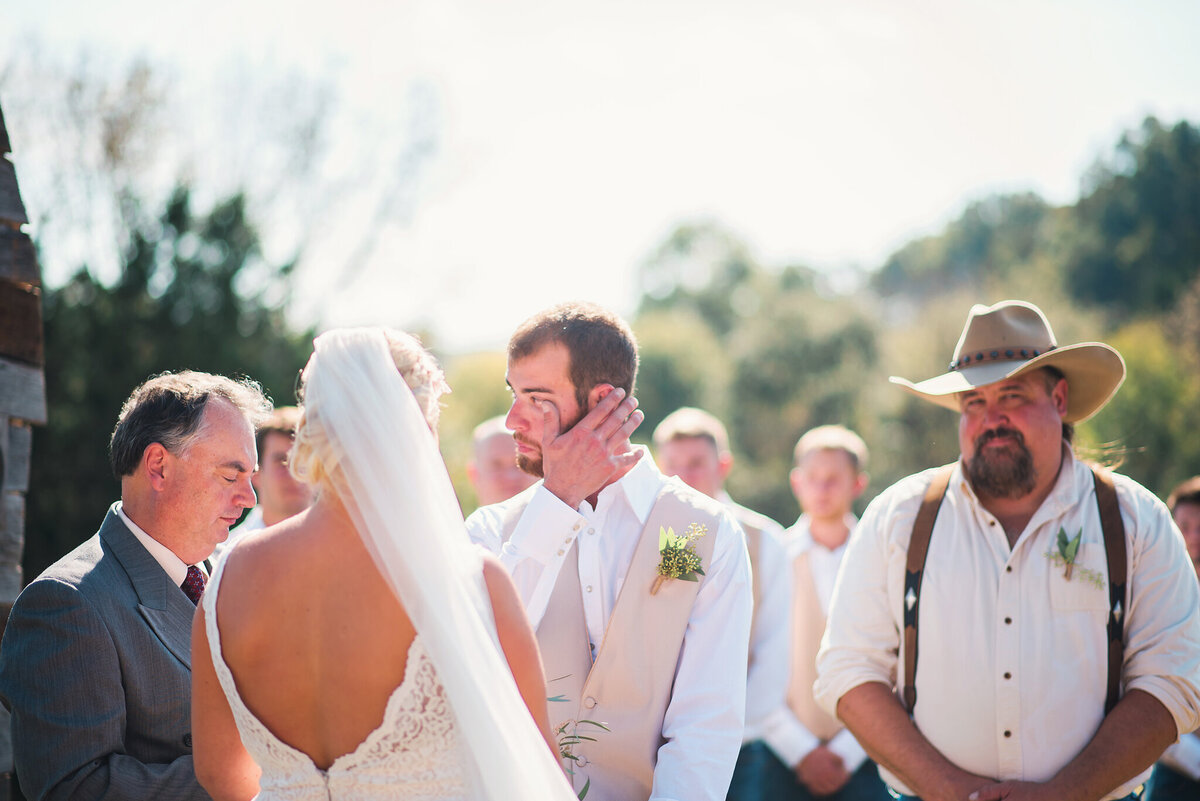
[499,481,722,801]
[737,517,765,661]
[787,549,842,741]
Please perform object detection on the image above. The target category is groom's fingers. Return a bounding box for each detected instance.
[575,386,625,432]
[540,401,562,446]
[597,394,640,441]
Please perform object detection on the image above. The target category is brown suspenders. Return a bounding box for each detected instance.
[901,464,1128,716]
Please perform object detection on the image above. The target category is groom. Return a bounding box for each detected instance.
[467,302,753,801]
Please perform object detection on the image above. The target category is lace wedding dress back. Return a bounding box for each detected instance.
[202,558,469,801]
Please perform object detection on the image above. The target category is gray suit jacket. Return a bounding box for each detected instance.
[0,505,210,800]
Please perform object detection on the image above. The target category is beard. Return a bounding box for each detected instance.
[514,407,585,479]
[515,445,543,479]
[965,426,1037,499]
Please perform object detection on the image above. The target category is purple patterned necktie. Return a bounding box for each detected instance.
[181,565,206,605]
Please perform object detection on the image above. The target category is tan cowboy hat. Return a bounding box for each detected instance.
[890,300,1126,423]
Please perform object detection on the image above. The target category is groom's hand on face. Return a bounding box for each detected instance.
[540,385,644,509]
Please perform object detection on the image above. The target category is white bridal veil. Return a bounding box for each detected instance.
[300,328,574,800]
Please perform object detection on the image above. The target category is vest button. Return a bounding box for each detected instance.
[584,696,597,709]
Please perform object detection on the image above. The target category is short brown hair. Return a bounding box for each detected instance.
[110,371,273,478]
[508,302,638,410]
[793,424,869,472]
[1168,476,1200,513]
[652,407,729,454]
[256,406,302,455]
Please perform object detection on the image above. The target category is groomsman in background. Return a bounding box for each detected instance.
[651,407,792,801]
[466,415,536,506]
[213,406,312,562]
[771,425,888,801]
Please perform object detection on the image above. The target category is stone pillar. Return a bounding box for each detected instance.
[0,101,48,801]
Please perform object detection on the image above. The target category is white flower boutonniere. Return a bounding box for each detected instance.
[650,523,708,595]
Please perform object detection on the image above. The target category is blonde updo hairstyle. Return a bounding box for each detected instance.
[289,328,449,491]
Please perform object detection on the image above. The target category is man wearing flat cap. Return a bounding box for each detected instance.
[814,300,1200,801]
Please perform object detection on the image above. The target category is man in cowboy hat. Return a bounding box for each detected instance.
[813,300,1200,801]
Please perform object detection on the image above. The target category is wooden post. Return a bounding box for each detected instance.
[0,99,48,801]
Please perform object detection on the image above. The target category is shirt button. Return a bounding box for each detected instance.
[557,549,565,556]
[586,585,593,593]
[573,523,582,532]
[1004,617,1013,624]
[989,520,996,526]
[588,527,595,535]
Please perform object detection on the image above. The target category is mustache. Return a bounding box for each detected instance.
[974,426,1027,451]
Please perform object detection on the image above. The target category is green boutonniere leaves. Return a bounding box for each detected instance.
[1056,526,1082,580]
[651,523,708,594]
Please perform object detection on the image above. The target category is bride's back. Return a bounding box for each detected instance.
[214,502,413,771]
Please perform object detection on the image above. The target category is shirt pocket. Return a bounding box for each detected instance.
[1047,542,1110,611]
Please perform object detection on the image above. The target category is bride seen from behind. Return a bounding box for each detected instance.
[191,328,576,800]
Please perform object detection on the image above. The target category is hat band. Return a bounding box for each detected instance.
[949,344,1056,371]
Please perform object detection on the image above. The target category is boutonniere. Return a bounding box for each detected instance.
[650,523,708,595]
[1043,526,1105,588]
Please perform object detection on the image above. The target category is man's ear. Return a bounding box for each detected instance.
[853,471,870,500]
[587,383,615,411]
[251,470,263,493]
[717,451,734,483]
[144,443,170,491]
[1053,377,1069,416]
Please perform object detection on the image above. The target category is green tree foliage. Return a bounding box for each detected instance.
[1065,118,1200,319]
[633,222,881,524]
[26,187,314,581]
[1082,320,1200,497]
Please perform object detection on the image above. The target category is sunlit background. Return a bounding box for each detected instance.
[6,0,1200,351]
[5,0,1200,578]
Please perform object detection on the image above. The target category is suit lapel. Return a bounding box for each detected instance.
[100,509,195,669]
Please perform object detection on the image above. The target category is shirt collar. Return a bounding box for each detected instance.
[591,444,663,523]
[788,512,859,554]
[114,501,196,586]
[951,443,1087,535]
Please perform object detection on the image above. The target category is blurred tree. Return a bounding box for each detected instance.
[25,187,314,581]
[872,193,1054,301]
[1080,319,1200,497]
[1065,118,1200,319]
[440,350,513,516]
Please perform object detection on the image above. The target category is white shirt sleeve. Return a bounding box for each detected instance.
[813,487,908,717]
[1117,480,1200,736]
[465,486,588,628]
[744,527,792,733]
[650,511,754,801]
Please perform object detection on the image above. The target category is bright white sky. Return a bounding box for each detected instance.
[5,0,1200,352]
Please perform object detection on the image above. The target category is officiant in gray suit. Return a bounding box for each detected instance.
[0,371,270,800]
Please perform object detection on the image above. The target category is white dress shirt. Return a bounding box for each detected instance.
[467,448,753,801]
[757,514,868,771]
[114,501,205,584]
[718,494,793,752]
[815,449,1200,800]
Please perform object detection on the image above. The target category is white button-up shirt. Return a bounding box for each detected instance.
[815,449,1200,800]
[467,448,753,801]
[759,515,869,771]
[717,495,793,749]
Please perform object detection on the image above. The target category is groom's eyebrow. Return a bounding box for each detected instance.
[506,379,552,396]
[220,459,252,474]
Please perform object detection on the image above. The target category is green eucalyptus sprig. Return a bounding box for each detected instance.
[651,523,708,595]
